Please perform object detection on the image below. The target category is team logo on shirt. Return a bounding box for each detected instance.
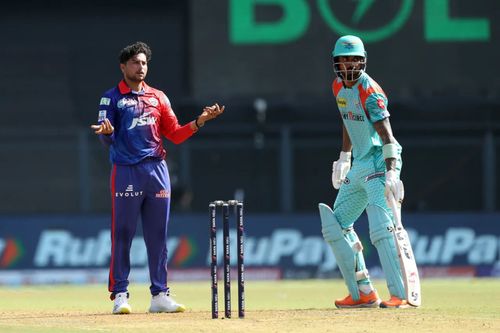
[128,111,157,130]
[155,189,170,198]
[337,98,347,108]
[98,110,107,122]
[148,97,159,107]
[100,97,111,106]
[377,99,386,109]
[117,98,138,109]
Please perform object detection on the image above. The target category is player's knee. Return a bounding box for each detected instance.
[319,203,343,243]
[113,224,136,239]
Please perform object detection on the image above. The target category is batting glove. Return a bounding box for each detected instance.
[385,169,405,203]
[332,151,351,190]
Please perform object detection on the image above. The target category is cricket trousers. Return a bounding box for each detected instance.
[108,158,172,296]
[333,147,402,227]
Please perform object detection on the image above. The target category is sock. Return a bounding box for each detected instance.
[359,283,374,295]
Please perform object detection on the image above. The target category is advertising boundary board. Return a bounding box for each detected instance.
[1,213,499,284]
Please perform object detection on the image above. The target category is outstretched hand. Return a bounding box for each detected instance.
[198,103,225,126]
[90,118,114,135]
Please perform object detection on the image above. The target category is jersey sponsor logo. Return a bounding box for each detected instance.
[115,191,144,198]
[148,97,159,107]
[115,185,143,198]
[98,110,107,122]
[117,97,138,109]
[155,189,170,198]
[100,97,111,106]
[341,111,365,122]
[128,111,157,130]
[336,97,347,108]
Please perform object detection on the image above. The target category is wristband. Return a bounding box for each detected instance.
[339,151,352,162]
[382,143,399,159]
[195,117,204,128]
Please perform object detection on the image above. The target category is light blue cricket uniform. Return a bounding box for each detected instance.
[330,72,405,299]
[332,73,401,224]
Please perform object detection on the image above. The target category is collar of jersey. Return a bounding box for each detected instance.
[118,80,151,95]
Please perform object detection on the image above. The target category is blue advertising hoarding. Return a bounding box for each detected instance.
[0,212,499,284]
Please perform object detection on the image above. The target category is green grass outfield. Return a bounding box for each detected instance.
[0,279,499,333]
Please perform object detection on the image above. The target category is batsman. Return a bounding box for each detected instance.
[319,35,411,308]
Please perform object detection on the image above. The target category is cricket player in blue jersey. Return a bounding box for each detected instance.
[91,41,224,314]
[318,35,408,308]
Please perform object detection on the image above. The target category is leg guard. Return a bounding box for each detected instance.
[319,203,370,300]
[366,204,406,299]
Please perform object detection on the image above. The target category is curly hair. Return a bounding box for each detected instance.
[119,41,152,64]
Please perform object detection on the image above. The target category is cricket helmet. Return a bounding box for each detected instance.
[332,35,367,81]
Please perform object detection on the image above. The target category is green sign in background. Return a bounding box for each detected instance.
[230,0,490,44]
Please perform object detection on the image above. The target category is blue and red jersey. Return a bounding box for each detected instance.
[97,80,194,165]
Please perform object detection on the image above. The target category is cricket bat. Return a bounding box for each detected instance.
[386,192,422,307]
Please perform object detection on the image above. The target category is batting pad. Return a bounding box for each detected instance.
[366,204,406,299]
[319,203,369,301]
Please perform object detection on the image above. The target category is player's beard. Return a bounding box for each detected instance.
[345,70,357,82]
[125,72,146,84]
[334,61,365,83]
[342,67,364,82]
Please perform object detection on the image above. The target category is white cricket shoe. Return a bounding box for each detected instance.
[112,292,132,314]
[149,291,186,313]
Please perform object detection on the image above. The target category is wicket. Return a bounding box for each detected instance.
[209,200,245,319]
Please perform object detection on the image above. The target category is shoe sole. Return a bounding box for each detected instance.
[380,303,411,309]
[149,305,186,313]
[113,306,131,314]
[335,300,381,309]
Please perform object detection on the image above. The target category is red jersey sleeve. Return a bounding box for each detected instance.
[159,92,195,144]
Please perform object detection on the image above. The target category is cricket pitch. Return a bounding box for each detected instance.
[0,279,499,333]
